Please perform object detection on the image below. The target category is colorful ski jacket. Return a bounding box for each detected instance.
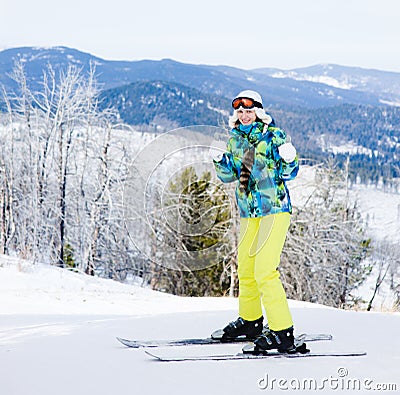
[213,122,299,218]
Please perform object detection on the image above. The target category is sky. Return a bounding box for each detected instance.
[1,0,400,72]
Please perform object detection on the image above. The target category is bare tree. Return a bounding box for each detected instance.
[281,161,370,308]
[0,61,139,276]
[367,240,400,311]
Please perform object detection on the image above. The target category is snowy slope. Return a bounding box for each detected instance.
[352,184,400,244]
[290,167,400,311]
[256,64,400,106]
[291,167,400,244]
[1,256,399,395]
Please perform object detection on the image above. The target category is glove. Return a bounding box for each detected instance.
[209,140,226,161]
[278,143,297,162]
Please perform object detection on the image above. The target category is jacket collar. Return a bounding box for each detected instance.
[231,122,265,144]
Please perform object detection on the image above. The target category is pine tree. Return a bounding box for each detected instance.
[149,166,235,296]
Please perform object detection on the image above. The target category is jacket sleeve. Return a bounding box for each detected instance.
[213,139,239,183]
[280,156,299,180]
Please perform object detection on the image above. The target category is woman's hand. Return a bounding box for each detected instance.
[209,140,226,161]
[278,143,297,162]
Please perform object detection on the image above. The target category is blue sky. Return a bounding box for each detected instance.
[1,0,399,72]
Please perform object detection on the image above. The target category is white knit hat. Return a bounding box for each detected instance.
[229,90,272,129]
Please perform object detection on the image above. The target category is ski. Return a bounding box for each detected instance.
[144,349,367,362]
[116,332,332,348]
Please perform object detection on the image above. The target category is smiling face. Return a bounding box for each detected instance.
[237,108,257,125]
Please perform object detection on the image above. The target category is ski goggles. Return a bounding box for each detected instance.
[232,97,263,110]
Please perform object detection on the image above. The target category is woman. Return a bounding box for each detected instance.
[210,90,302,353]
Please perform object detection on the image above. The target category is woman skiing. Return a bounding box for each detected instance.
[210,90,304,353]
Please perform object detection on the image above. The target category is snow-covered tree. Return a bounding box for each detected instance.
[281,161,370,308]
[0,61,139,276]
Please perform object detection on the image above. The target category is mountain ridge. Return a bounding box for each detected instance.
[1,46,399,108]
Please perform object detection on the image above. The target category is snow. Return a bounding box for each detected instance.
[290,167,400,311]
[352,184,400,244]
[1,255,399,394]
[291,167,400,244]
[0,258,236,316]
[271,71,354,90]
[349,184,400,310]
[380,98,400,107]
[325,142,373,156]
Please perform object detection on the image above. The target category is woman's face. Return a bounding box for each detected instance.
[237,109,257,125]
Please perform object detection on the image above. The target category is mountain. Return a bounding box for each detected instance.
[98,80,231,129]
[1,46,400,108]
[254,64,400,106]
[98,78,400,183]
[273,104,400,185]
[97,80,400,184]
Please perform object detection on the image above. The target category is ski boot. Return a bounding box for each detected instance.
[246,326,309,354]
[211,316,263,341]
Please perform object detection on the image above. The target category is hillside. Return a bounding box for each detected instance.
[254,64,400,106]
[274,104,400,185]
[97,80,400,184]
[1,46,399,108]
[0,255,399,395]
[98,80,231,129]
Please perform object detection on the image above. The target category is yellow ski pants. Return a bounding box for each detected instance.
[237,212,293,331]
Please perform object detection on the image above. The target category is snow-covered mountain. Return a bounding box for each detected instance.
[2,46,400,108]
[254,64,400,106]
